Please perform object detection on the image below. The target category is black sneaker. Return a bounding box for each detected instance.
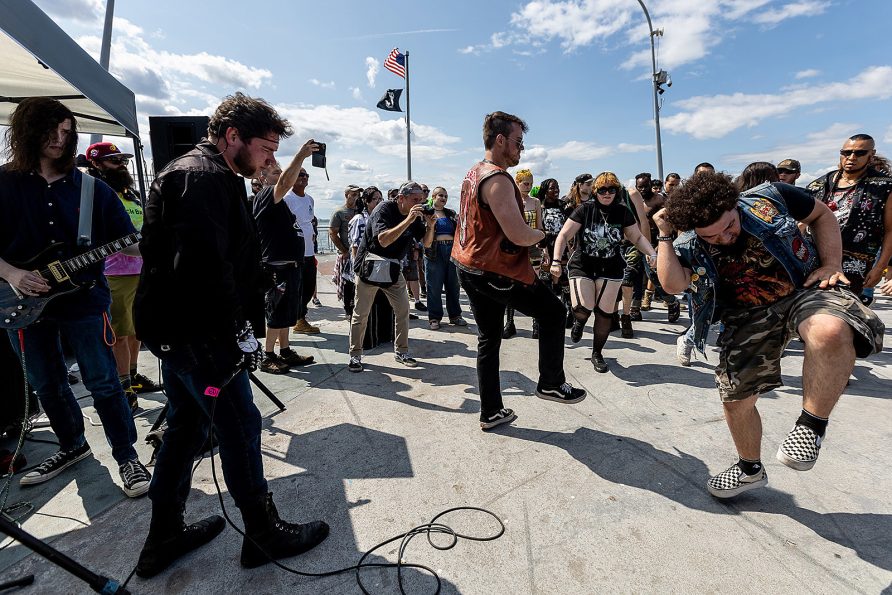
[536,382,587,404]
[348,356,363,373]
[119,459,152,498]
[570,319,585,343]
[394,352,418,367]
[131,372,162,394]
[592,352,609,373]
[415,301,427,312]
[20,443,92,486]
[480,408,517,430]
[629,307,642,322]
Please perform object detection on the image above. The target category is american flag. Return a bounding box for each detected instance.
[383,48,406,79]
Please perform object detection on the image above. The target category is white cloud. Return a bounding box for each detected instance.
[752,0,831,26]
[341,159,371,173]
[663,66,892,139]
[795,68,820,79]
[884,125,892,145]
[365,57,380,88]
[309,79,336,89]
[35,0,103,22]
[466,0,830,71]
[274,104,460,159]
[547,140,652,160]
[725,122,857,184]
[350,87,364,101]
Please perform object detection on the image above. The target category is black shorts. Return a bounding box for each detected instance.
[568,255,625,282]
[265,264,302,329]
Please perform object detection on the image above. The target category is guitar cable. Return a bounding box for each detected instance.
[121,366,506,594]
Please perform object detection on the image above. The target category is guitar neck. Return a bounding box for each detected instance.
[62,232,142,273]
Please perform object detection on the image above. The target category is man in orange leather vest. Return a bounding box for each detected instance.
[453,111,586,431]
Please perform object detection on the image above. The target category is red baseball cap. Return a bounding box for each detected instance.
[86,142,134,161]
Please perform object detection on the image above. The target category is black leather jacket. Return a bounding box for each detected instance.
[135,140,263,344]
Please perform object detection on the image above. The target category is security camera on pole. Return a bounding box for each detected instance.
[636,0,669,182]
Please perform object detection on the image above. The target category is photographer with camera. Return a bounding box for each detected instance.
[347,181,435,372]
[133,93,329,577]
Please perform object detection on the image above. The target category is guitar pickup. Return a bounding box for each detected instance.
[47,261,69,283]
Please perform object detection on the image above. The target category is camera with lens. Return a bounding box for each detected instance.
[420,204,435,216]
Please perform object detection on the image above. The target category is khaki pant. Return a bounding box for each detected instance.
[349,275,410,357]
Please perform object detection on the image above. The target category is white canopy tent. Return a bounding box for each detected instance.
[0,0,146,194]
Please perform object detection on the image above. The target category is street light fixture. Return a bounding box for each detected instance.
[636,0,667,182]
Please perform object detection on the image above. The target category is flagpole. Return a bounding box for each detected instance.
[405,50,412,180]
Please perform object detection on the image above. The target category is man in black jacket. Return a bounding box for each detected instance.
[133,93,329,577]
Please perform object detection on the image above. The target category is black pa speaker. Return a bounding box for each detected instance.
[148,116,209,172]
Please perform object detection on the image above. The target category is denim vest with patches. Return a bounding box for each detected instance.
[674,182,819,353]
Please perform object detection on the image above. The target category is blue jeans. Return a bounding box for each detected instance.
[145,341,267,508]
[424,241,462,321]
[7,314,137,464]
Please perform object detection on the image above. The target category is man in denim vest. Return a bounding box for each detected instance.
[654,172,883,499]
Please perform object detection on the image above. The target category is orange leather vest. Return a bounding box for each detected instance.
[451,161,536,285]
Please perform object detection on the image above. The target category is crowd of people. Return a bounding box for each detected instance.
[0,94,889,578]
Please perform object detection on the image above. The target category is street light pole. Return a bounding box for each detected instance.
[636,0,664,182]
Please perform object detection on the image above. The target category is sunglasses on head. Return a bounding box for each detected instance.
[596,187,619,195]
[840,149,870,157]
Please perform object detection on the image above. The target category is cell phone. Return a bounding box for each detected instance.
[311,143,326,168]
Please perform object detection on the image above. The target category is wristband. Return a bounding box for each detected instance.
[656,235,674,242]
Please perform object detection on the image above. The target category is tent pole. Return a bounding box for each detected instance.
[130,132,148,202]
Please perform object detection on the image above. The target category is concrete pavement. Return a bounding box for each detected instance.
[1,261,890,594]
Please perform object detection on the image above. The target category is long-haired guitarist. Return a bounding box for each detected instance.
[0,98,151,497]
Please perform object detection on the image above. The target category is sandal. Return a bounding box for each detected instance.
[429,320,441,330]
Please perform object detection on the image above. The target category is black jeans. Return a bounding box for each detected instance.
[298,256,317,320]
[459,271,567,421]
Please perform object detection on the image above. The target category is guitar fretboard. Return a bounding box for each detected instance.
[63,232,142,273]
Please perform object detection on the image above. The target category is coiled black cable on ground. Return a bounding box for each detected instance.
[122,393,506,594]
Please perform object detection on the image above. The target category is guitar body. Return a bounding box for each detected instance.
[0,242,84,330]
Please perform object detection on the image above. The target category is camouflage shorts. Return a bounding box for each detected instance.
[715,286,884,402]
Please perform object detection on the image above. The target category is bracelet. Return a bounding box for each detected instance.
[656,235,674,242]
[550,262,561,267]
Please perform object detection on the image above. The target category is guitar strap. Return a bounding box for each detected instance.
[77,172,95,247]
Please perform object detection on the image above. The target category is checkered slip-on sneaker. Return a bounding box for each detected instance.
[776,424,822,471]
[707,463,767,498]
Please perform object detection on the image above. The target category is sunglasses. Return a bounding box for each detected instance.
[596,187,619,195]
[840,149,870,158]
[777,168,798,174]
[104,157,129,165]
[297,173,309,178]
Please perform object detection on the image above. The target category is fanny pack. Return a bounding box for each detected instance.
[359,252,401,287]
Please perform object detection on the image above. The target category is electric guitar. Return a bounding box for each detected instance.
[0,232,141,329]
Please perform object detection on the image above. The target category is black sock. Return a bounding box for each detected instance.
[264,351,276,359]
[737,457,762,476]
[796,409,828,437]
[129,367,137,377]
[591,310,613,354]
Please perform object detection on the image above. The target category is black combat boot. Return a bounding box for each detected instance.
[239,492,329,569]
[136,502,225,578]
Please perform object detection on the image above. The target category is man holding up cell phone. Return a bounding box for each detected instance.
[284,166,320,334]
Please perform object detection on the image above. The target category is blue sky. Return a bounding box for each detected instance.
[33,0,892,218]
